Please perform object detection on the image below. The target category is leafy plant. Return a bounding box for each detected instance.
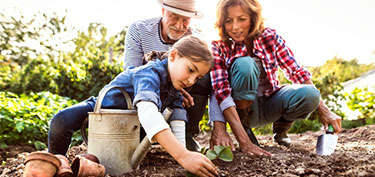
[204,145,233,162]
[0,91,77,149]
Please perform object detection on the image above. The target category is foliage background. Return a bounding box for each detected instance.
[1,12,374,150]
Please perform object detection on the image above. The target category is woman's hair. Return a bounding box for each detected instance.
[171,35,214,68]
[215,0,264,44]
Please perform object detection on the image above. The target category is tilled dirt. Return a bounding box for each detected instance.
[1,125,374,177]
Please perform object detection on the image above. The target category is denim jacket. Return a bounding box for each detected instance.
[98,58,187,122]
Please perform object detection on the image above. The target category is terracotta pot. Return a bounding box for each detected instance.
[71,155,105,177]
[77,153,100,164]
[55,155,73,177]
[23,151,61,177]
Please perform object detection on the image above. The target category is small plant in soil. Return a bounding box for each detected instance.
[204,146,233,162]
[186,146,233,176]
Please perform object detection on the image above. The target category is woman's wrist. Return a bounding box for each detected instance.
[213,121,226,131]
[317,99,330,117]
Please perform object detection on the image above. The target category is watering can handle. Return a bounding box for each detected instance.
[94,86,134,113]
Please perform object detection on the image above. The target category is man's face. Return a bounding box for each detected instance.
[161,9,191,41]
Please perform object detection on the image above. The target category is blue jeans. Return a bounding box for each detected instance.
[48,97,97,155]
[230,56,320,128]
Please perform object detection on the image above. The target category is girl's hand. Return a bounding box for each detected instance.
[153,129,217,177]
[177,151,219,177]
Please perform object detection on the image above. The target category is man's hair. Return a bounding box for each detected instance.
[215,0,264,44]
[171,35,214,68]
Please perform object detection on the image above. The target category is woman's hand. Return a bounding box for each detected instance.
[210,121,235,151]
[303,79,342,133]
[318,106,342,133]
[239,142,272,156]
[177,151,219,177]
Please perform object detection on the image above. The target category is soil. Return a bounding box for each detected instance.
[1,125,375,177]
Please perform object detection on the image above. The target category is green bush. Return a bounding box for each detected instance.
[0,91,77,149]
[10,53,123,101]
[345,87,375,119]
[1,12,125,101]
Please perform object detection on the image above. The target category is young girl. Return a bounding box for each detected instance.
[48,36,218,176]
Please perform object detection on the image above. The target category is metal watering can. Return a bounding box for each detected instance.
[85,86,172,175]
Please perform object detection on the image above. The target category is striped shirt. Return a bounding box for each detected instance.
[123,17,192,69]
[211,27,312,107]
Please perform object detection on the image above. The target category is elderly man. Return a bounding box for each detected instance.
[123,0,210,151]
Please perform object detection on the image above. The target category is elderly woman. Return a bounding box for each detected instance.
[209,0,342,156]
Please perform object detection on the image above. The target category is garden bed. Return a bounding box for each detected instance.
[1,125,374,176]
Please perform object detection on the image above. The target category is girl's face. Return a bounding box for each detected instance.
[168,49,210,91]
[224,5,251,43]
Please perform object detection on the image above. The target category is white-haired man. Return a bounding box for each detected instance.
[123,0,209,151]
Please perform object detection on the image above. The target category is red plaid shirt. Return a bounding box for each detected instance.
[210,28,311,104]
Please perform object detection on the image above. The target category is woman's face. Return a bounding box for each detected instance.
[224,5,251,43]
[168,50,210,91]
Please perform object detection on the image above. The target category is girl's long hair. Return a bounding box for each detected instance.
[145,36,213,68]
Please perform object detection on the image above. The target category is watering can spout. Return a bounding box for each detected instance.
[131,108,173,169]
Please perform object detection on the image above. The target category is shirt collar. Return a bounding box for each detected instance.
[227,37,263,55]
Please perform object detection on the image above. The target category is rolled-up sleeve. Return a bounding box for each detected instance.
[132,69,162,110]
[133,90,160,108]
[208,93,226,123]
[168,108,187,122]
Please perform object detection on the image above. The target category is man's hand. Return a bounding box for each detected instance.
[210,121,235,151]
[181,88,194,108]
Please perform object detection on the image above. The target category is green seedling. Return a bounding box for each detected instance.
[205,145,233,162]
[186,146,233,176]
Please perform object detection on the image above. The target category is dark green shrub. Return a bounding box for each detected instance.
[0,91,77,149]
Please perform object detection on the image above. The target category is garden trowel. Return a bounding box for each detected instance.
[316,125,338,155]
